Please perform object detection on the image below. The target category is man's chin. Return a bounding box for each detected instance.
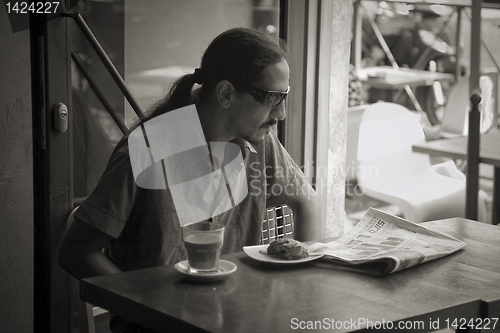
[242,132,268,145]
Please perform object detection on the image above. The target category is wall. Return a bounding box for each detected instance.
[326,0,353,237]
[0,4,34,333]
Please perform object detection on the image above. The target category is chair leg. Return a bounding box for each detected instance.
[73,277,96,333]
[86,303,97,333]
[76,298,96,333]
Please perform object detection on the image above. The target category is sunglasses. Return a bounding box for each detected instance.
[231,81,290,107]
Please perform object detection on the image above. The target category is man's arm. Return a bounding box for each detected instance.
[58,218,122,281]
[283,182,322,242]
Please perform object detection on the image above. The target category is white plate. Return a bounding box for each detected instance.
[174,260,237,281]
[243,244,324,264]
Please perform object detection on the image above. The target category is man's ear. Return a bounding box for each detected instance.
[215,80,236,108]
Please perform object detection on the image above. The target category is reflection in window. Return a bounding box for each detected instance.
[124,0,280,126]
[69,0,280,203]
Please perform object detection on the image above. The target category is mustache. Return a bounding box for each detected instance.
[263,120,278,127]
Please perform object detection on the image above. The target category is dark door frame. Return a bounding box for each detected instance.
[31,4,73,332]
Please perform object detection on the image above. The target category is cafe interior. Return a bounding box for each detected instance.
[2,0,500,332]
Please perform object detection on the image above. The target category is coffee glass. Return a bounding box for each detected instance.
[182,222,225,273]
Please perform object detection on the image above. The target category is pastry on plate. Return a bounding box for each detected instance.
[267,238,309,260]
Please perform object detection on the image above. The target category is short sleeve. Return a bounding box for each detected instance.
[264,131,306,206]
[73,143,139,238]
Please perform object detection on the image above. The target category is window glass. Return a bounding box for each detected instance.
[69,0,280,202]
[124,0,280,126]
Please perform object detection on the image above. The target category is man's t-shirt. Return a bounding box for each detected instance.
[74,126,306,272]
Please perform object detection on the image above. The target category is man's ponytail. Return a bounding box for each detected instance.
[129,28,286,134]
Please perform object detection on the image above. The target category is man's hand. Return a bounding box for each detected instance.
[283,182,322,242]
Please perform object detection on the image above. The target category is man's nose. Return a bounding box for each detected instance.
[271,101,286,121]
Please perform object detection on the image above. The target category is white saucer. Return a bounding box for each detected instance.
[174,260,237,281]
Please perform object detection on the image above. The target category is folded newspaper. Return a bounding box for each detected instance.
[308,208,467,275]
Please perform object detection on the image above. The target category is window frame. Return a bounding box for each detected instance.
[280,0,336,235]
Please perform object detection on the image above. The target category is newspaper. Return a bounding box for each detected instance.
[308,208,467,275]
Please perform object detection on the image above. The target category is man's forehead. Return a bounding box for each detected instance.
[256,59,289,90]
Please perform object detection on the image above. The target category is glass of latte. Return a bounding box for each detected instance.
[182,222,225,273]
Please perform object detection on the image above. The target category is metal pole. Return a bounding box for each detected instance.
[454,7,462,79]
[464,8,500,74]
[361,5,429,126]
[466,93,481,220]
[465,0,482,221]
[62,13,145,120]
[351,0,362,71]
[469,0,482,95]
[71,51,128,134]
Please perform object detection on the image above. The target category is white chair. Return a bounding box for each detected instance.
[425,70,498,140]
[66,207,108,333]
[356,102,487,222]
[261,205,294,244]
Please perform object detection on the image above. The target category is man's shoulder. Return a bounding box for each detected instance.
[111,134,131,155]
[104,136,132,169]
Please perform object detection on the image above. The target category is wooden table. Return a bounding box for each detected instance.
[357,67,455,114]
[422,219,500,324]
[413,129,500,225]
[358,66,455,90]
[79,218,500,333]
